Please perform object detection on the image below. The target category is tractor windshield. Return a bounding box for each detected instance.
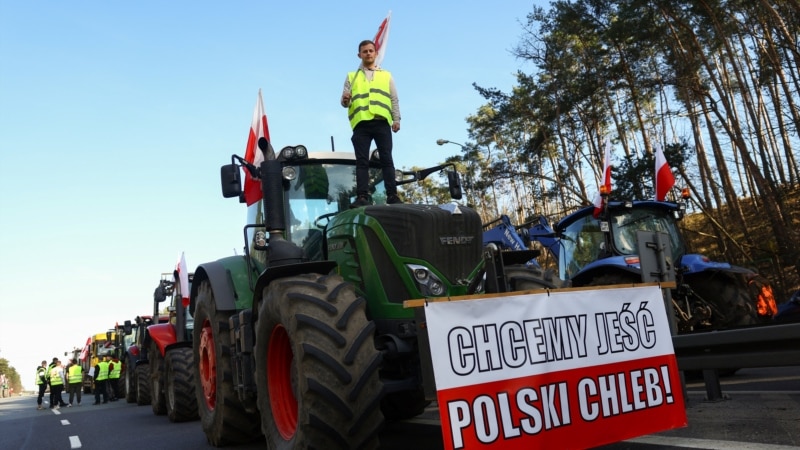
[284,162,388,261]
[558,205,685,279]
[609,206,684,261]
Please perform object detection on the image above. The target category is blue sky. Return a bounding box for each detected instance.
[0,1,545,386]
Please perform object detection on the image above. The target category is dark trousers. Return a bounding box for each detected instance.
[67,382,82,405]
[37,383,46,405]
[351,119,397,197]
[108,377,119,400]
[94,379,108,403]
[49,384,66,407]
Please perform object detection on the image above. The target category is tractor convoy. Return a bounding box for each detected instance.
[71,137,780,448]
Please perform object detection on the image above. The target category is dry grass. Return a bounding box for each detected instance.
[679,185,800,303]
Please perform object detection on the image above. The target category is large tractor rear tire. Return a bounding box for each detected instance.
[194,280,261,446]
[135,364,151,406]
[505,264,566,291]
[684,271,758,330]
[150,342,167,415]
[165,347,199,422]
[254,273,384,450]
[125,364,136,403]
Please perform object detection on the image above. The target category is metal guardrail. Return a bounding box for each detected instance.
[637,230,800,401]
[672,322,800,371]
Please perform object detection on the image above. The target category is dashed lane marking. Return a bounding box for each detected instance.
[61,419,69,425]
[69,435,81,449]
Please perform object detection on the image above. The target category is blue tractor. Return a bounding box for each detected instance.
[517,199,778,333]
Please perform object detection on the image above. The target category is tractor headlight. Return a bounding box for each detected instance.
[295,145,307,158]
[406,264,446,297]
[282,166,297,181]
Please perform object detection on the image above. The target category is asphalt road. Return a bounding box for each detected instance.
[0,366,797,449]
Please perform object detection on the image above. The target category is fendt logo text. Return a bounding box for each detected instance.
[439,236,475,245]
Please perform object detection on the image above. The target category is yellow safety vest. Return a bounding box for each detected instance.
[49,367,63,386]
[109,360,121,379]
[36,367,46,385]
[347,69,393,129]
[96,361,110,381]
[68,364,83,384]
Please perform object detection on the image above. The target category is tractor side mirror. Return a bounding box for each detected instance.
[221,164,242,198]
[447,170,463,200]
[123,320,133,336]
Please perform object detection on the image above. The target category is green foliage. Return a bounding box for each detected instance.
[613,141,689,200]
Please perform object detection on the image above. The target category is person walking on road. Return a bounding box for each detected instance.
[35,360,48,410]
[66,358,83,406]
[48,360,68,409]
[340,39,402,208]
[93,355,110,405]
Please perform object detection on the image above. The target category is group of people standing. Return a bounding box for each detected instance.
[35,354,122,410]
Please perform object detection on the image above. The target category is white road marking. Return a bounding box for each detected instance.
[626,435,800,450]
[69,435,82,449]
[61,419,70,425]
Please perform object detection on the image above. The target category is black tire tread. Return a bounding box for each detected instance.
[255,273,384,450]
[193,280,261,446]
[135,364,151,406]
[165,347,199,422]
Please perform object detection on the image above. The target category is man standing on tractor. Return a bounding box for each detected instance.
[66,358,83,406]
[92,355,110,405]
[107,354,121,401]
[340,39,403,207]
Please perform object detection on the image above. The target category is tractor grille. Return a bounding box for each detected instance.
[366,204,482,284]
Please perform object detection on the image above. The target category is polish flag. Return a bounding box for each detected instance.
[78,337,91,362]
[176,252,190,308]
[374,11,392,68]
[655,145,675,201]
[592,140,612,218]
[243,89,273,206]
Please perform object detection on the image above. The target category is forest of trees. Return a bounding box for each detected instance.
[0,358,22,395]
[401,0,799,295]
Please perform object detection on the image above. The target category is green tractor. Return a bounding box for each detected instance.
[191,139,560,448]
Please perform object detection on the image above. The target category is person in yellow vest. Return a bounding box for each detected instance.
[93,355,110,405]
[340,39,402,208]
[48,359,68,409]
[107,355,122,402]
[35,360,48,410]
[66,358,83,406]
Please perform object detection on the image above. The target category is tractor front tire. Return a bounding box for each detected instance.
[150,342,167,415]
[125,364,137,403]
[135,364,151,406]
[194,280,261,446]
[255,273,384,450]
[505,264,566,291]
[165,347,199,422]
[685,272,758,330]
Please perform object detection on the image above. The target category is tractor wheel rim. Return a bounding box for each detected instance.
[267,324,297,440]
[199,319,216,410]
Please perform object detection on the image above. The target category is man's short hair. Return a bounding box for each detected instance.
[358,40,375,52]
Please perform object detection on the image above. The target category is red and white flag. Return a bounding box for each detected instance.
[243,89,273,206]
[176,252,190,308]
[78,337,91,362]
[592,140,612,218]
[373,11,392,67]
[655,145,675,201]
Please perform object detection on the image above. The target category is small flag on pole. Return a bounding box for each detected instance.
[243,89,273,206]
[592,140,612,218]
[374,11,392,67]
[655,145,675,201]
[176,252,190,308]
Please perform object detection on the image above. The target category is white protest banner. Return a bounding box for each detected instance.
[424,285,687,449]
